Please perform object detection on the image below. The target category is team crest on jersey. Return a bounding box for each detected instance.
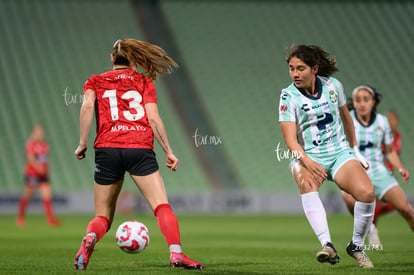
[375,126,383,137]
[329,91,337,103]
[280,104,288,113]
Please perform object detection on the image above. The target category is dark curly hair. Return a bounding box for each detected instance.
[286,45,339,77]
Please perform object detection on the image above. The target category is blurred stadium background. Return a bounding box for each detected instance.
[1,0,413,214]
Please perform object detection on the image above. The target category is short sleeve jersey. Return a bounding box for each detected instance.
[25,140,49,177]
[351,110,393,176]
[279,76,349,154]
[84,69,157,149]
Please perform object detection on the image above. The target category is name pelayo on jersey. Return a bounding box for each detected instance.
[279,76,349,154]
[84,69,157,149]
[351,110,393,176]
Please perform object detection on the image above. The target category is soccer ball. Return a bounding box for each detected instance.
[115,220,150,254]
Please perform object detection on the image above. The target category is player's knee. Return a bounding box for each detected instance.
[297,177,319,194]
[366,189,376,202]
[357,187,375,203]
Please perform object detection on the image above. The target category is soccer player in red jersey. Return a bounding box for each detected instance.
[73,39,204,271]
[16,124,60,227]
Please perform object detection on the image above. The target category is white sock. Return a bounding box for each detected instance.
[301,192,331,247]
[352,201,375,246]
[169,244,182,254]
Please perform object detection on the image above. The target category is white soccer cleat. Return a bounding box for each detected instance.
[346,241,374,268]
[367,224,382,250]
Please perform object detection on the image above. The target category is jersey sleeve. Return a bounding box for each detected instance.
[83,75,98,94]
[142,76,157,104]
[278,90,297,122]
[336,79,346,107]
[383,116,394,145]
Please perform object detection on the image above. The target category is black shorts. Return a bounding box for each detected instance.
[24,175,49,187]
[94,148,159,185]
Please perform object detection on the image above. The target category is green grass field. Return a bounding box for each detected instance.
[1,214,413,274]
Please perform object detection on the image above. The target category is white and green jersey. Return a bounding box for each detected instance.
[279,76,349,155]
[350,110,393,177]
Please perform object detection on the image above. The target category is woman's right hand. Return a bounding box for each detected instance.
[301,156,327,183]
[74,144,87,159]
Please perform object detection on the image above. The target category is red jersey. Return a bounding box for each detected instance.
[25,139,49,177]
[384,131,401,172]
[83,69,157,149]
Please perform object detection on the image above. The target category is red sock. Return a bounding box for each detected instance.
[383,203,394,212]
[373,203,394,224]
[86,216,111,242]
[42,199,55,221]
[154,204,181,246]
[18,198,29,218]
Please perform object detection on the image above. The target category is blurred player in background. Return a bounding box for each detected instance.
[341,86,414,248]
[73,38,204,270]
[279,45,376,268]
[16,124,60,227]
[368,110,401,245]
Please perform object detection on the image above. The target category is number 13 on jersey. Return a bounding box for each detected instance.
[103,90,145,121]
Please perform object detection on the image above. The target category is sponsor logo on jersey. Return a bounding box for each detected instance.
[280,105,288,113]
[312,133,338,147]
[301,104,310,112]
[359,141,373,152]
[311,101,328,110]
[315,113,334,130]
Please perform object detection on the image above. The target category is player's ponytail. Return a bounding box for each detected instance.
[286,45,338,77]
[112,39,178,80]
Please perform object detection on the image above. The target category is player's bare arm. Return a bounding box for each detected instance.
[75,89,96,159]
[384,143,410,182]
[340,105,369,169]
[145,102,179,171]
[339,105,357,148]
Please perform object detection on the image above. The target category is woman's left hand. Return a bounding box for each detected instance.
[166,153,179,171]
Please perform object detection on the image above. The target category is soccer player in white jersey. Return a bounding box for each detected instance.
[279,45,376,268]
[341,85,414,248]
